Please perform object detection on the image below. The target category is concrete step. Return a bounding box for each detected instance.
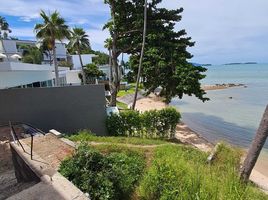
[0,180,37,200]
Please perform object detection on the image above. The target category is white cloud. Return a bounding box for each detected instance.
[2,0,268,63]
[160,0,268,64]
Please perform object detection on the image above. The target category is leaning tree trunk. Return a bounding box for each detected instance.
[109,1,120,107]
[78,48,86,85]
[52,45,60,86]
[132,0,148,110]
[240,105,268,182]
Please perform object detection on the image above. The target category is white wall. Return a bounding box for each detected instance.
[0,71,54,89]
[65,70,81,85]
[71,54,95,69]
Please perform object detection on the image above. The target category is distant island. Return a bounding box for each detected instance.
[224,62,257,65]
[191,63,212,67]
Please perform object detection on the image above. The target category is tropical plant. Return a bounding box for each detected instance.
[21,45,43,64]
[0,16,11,39]
[68,27,90,84]
[79,63,105,84]
[38,38,53,66]
[34,10,70,86]
[0,16,11,61]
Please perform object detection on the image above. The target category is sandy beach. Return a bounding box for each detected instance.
[134,93,268,193]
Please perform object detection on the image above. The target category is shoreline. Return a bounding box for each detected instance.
[202,83,246,91]
[134,93,268,193]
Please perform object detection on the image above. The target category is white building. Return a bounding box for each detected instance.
[0,39,98,89]
[0,62,54,89]
[71,54,97,69]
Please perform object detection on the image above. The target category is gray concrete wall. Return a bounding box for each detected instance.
[10,145,40,183]
[0,85,107,135]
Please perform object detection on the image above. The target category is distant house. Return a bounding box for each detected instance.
[0,39,96,89]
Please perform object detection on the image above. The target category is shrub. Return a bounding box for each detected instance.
[59,144,145,200]
[106,107,181,139]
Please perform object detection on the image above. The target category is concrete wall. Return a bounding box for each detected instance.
[0,85,107,135]
[65,70,82,85]
[10,145,40,183]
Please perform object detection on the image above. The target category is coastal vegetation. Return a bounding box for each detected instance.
[104,0,208,107]
[60,137,268,200]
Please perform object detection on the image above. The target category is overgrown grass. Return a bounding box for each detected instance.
[117,83,143,98]
[62,134,268,200]
[138,144,268,200]
[116,101,129,110]
[66,130,169,145]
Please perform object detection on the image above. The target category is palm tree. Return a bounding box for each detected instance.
[39,38,53,66]
[34,10,69,86]
[21,45,43,64]
[0,16,11,61]
[0,16,11,39]
[132,0,148,110]
[68,27,90,84]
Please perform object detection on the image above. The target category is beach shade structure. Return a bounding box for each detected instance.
[0,53,7,58]
[10,54,22,59]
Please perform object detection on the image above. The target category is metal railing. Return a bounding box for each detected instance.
[8,122,46,160]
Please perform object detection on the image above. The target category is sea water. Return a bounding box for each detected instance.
[171,64,268,149]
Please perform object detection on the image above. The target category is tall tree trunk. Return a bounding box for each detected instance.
[78,47,86,84]
[132,0,148,110]
[109,1,120,107]
[49,51,52,66]
[52,45,60,86]
[109,48,113,87]
[240,105,268,182]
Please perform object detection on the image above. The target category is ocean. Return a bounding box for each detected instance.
[170,64,268,151]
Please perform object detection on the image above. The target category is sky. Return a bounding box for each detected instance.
[0,0,267,65]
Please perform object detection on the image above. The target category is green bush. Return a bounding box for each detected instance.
[106,107,181,139]
[59,144,145,200]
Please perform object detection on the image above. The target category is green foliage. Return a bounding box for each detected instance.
[21,46,43,64]
[67,27,90,54]
[79,63,105,84]
[92,51,110,65]
[124,71,136,83]
[0,16,11,39]
[35,10,70,45]
[84,63,105,78]
[107,107,181,139]
[116,101,128,110]
[58,60,73,69]
[138,144,268,200]
[59,144,145,200]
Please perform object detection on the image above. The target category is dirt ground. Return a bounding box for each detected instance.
[22,134,74,170]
